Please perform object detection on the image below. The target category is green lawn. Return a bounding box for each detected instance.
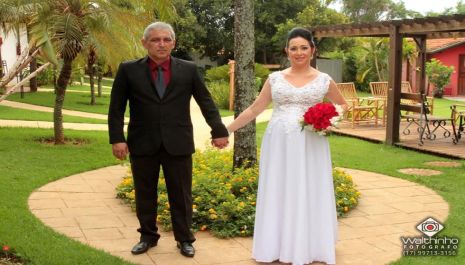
[0,105,107,124]
[41,83,112,93]
[8,91,115,115]
[0,128,133,265]
[83,76,114,87]
[8,91,235,118]
[1,125,464,264]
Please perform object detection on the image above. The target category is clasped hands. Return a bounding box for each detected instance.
[211,136,229,149]
[112,136,230,160]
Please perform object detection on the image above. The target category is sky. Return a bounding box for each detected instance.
[401,0,460,14]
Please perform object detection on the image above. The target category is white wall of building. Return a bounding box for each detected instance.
[1,24,28,85]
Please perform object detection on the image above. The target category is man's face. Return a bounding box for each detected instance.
[142,29,175,62]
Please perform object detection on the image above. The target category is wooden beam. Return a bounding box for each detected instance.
[415,36,427,95]
[386,25,403,145]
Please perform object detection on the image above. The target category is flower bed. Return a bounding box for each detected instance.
[117,148,360,238]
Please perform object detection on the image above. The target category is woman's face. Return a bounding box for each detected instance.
[285,36,314,67]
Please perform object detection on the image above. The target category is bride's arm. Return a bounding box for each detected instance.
[227,79,272,134]
[326,79,349,112]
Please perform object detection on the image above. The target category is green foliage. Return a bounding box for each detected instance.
[206,63,270,84]
[341,0,418,23]
[205,64,270,108]
[36,67,56,86]
[333,168,361,216]
[205,64,230,83]
[116,148,361,238]
[425,58,455,90]
[207,81,230,110]
[274,4,348,55]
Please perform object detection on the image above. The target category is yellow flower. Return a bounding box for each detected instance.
[210,214,218,220]
[238,202,245,207]
[193,204,197,209]
[208,208,216,214]
[344,206,349,212]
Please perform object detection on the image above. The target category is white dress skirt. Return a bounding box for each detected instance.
[252,71,338,265]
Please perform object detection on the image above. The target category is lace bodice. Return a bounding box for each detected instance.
[267,71,331,133]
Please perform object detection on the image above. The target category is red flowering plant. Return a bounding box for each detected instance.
[300,102,343,136]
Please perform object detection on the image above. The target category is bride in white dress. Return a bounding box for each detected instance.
[227,28,348,265]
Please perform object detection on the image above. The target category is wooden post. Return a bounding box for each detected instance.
[386,25,403,145]
[228,60,235,111]
[415,36,427,94]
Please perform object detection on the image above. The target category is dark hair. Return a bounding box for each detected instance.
[286,27,315,48]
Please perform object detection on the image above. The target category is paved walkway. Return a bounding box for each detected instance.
[28,166,449,265]
[2,94,450,264]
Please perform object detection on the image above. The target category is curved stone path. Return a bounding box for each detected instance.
[28,166,449,265]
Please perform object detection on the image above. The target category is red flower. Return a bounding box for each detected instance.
[301,103,341,135]
[2,245,10,251]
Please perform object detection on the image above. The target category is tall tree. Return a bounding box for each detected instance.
[254,0,316,64]
[340,0,416,23]
[188,0,235,64]
[233,0,256,168]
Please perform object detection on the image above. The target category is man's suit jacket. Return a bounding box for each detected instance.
[108,56,228,156]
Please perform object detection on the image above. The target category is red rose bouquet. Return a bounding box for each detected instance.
[301,102,343,136]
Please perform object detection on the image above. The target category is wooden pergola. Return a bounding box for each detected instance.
[309,14,465,145]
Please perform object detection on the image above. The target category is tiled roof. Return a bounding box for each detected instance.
[427,38,465,53]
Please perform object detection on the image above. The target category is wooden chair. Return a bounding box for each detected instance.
[451,104,465,143]
[337,82,378,128]
[401,81,435,114]
[369,82,388,125]
[400,92,456,145]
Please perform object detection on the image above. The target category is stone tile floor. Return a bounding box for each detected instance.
[28,165,449,265]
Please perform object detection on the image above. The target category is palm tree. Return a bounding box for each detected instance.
[34,0,165,144]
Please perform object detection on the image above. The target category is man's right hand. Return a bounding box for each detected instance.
[112,142,129,160]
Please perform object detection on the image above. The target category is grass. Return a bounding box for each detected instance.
[8,91,235,118]
[41,83,112,94]
[0,128,133,265]
[0,105,107,124]
[1,110,463,264]
[83,76,114,87]
[257,121,465,265]
[8,91,115,115]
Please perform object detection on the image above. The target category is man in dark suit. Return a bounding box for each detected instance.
[108,21,229,257]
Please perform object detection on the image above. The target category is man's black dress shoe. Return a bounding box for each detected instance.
[131,241,157,255]
[177,241,195,257]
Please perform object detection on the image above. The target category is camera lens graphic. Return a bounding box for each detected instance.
[422,221,439,232]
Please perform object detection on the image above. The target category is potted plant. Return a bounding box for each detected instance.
[425,58,454,98]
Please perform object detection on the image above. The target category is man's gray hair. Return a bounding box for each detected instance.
[143,22,176,40]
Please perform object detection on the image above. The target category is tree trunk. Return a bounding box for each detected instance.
[54,58,73,144]
[26,26,38,92]
[87,50,96,105]
[97,70,103,97]
[0,40,3,78]
[233,0,256,169]
[29,57,38,92]
[89,65,95,105]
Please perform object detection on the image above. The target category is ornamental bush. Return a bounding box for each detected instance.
[116,148,360,238]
